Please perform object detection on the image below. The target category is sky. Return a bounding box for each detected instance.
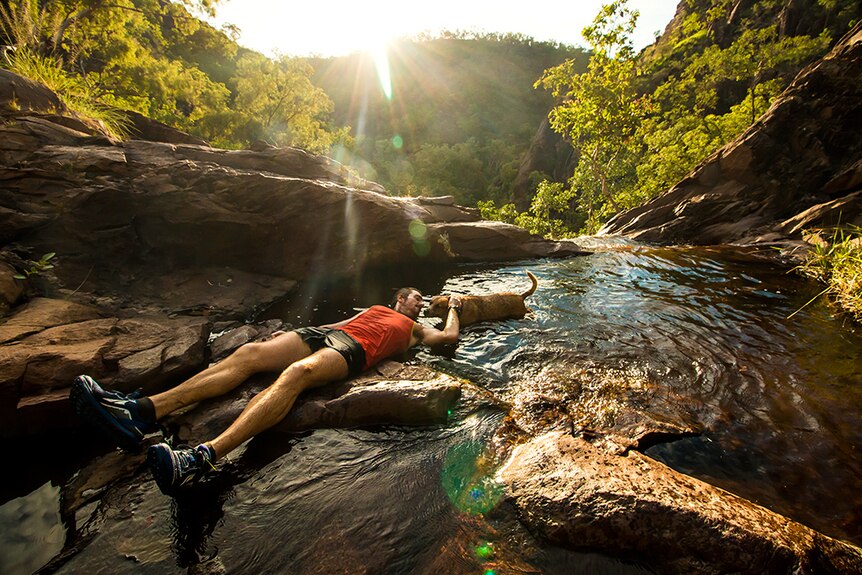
[206,0,679,58]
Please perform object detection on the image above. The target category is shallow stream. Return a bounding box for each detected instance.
[2,241,861,574]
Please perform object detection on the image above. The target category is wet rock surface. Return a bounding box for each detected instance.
[500,430,862,574]
[504,363,703,455]
[167,360,464,444]
[0,297,209,437]
[59,361,468,519]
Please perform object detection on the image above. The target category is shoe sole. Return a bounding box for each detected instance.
[70,377,143,453]
[147,444,177,496]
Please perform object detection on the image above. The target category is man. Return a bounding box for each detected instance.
[71,288,462,496]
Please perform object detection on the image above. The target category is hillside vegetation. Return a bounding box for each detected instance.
[310,33,586,206]
[481,0,858,234]
[1,0,857,230]
[0,0,348,149]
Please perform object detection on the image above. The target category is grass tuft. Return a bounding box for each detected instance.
[1,47,131,139]
[796,225,862,322]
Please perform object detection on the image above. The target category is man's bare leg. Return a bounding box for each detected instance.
[149,332,314,418]
[208,347,349,459]
[147,343,349,495]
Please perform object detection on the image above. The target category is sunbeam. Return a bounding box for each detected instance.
[370,43,393,101]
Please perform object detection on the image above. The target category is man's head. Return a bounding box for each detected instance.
[392,287,424,319]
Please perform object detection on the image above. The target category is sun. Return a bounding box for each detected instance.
[346,17,405,100]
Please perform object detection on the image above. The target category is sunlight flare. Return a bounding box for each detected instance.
[370,42,393,100]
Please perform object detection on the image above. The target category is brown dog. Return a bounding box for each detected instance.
[426,271,538,327]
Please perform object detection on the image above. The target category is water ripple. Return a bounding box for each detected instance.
[421,246,862,544]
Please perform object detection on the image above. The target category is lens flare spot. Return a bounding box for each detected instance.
[440,441,504,515]
[409,219,430,257]
[391,134,403,149]
[409,219,427,240]
[475,542,495,560]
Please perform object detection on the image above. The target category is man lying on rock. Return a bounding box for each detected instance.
[70,288,462,496]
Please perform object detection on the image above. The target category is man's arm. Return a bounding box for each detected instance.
[413,296,461,347]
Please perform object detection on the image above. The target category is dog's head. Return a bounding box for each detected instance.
[425,295,451,318]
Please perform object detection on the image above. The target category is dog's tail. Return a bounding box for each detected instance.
[521,271,538,299]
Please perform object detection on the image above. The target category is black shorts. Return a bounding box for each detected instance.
[294,327,366,377]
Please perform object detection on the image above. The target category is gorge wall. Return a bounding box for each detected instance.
[599,21,862,247]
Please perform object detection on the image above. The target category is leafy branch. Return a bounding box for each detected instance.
[13,252,56,280]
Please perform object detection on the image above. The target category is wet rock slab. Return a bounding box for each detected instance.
[500,430,862,574]
[0,297,209,436]
[505,363,703,455]
[56,361,467,530]
[169,361,463,443]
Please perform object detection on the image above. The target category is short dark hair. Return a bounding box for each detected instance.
[391,287,421,307]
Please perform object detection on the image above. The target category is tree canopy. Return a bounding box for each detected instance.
[481,0,845,236]
[1,0,853,233]
[0,0,345,148]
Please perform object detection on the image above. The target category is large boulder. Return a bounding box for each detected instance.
[277,362,461,431]
[0,260,23,314]
[500,430,862,574]
[0,298,209,436]
[599,22,862,245]
[0,68,64,113]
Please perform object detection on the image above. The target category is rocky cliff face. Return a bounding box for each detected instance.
[645,0,856,58]
[600,21,862,247]
[510,118,577,211]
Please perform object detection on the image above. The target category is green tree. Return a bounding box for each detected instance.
[232,52,348,152]
[636,21,829,200]
[411,140,487,204]
[478,180,574,238]
[536,0,647,231]
[1,0,234,134]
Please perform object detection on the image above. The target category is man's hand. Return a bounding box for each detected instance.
[414,294,461,347]
[448,295,462,313]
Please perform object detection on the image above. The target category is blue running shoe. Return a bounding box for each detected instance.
[148,443,214,495]
[70,375,157,452]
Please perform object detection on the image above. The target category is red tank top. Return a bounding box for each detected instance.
[337,305,415,370]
